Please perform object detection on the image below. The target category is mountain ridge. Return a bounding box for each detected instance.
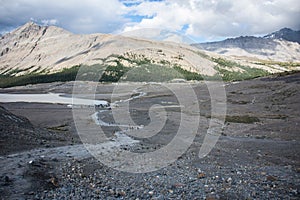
[192,28,300,62]
[0,22,218,76]
[263,28,300,43]
[0,22,299,82]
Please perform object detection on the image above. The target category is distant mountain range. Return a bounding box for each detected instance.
[0,22,299,83]
[263,28,300,43]
[192,28,300,61]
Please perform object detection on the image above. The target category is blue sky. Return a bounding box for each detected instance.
[0,0,299,43]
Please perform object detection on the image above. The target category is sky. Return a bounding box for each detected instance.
[0,0,299,43]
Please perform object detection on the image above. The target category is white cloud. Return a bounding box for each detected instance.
[41,19,58,26]
[0,0,299,42]
[121,0,300,41]
[0,0,127,34]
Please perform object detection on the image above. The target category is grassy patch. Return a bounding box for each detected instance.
[0,58,205,88]
[0,66,80,88]
[255,60,300,67]
[121,64,181,82]
[212,57,270,81]
[173,65,203,81]
[0,54,280,88]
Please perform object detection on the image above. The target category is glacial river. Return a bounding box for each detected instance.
[0,93,108,106]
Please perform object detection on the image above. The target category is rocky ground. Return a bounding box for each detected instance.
[0,72,299,199]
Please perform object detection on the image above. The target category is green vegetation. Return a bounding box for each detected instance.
[99,64,130,82]
[1,54,285,88]
[173,65,203,81]
[0,59,205,88]
[122,64,180,82]
[254,60,300,67]
[0,63,129,88]
[212,57,270,81]
[0,66,80,88]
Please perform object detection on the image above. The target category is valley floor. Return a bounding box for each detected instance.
[0,73,299,199]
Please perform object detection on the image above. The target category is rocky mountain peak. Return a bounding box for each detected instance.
[264,28,300,43]
[1,21,71,41]
[192,27,300,61]
[14,21,42,34]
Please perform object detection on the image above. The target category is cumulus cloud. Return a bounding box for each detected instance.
[0,0,299,42]
[122,0,300,41]
[0,0,127,34]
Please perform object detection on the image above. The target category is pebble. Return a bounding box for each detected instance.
[29,146,299,200]
[266,175,278,181]
[226,177,232,182]
[198,173,206,179]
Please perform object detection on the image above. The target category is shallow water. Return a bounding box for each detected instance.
[0,93,108,106]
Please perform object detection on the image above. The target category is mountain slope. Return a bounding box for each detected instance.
[0,22,299,84]
[0,22,216,76]
[192,28,300,62]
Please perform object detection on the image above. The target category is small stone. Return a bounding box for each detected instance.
[168,189,173,194]
[206,196,215,200]
[109,189,115,195]
[118,190,126,196]
[173,183,185,187]
[227,177,232,182]
[266,175,278,181]
[198,173,206,179]
[4,176,11,182]
[27,191,35,195]
[50,177,59,187]
[3,176,11,186]
[148,191,154,195]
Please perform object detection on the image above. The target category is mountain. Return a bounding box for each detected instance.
[0,22,217,76]
[0,22,299,83]
[192,28,300,62]
[264,28,300,43]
